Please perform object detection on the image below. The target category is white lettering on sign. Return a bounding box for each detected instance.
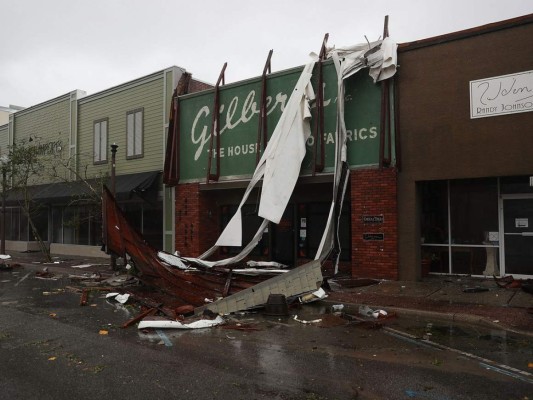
[189,86,341,161]
[470,70,533,119]
[190,89,292,161]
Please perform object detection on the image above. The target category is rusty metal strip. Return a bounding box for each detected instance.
[313,33,328,174]
[102,186,275,308]
[122,307,159,329]
[379,17,391,168]
[164,73,191,185]
[256,50,273,165]
[206,63,227,183]
[393,76,401,171]
[163,91,179,185]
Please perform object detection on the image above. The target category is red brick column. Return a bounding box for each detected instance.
[351,168,398,280]
[174,183,219,257]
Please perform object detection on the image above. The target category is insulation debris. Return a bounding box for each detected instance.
[137,315,225,330]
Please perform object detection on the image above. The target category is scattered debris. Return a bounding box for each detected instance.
[494,275,533,293]
[329,278,380,289]
[35,268,58,280]
[221,323,261,332]
[0,256,13,271]
[358,305,395,320]
[137,315,225,330]
[122,307,159,329]
[293,315,322,324]
[71,264,93,269]
[331,304,345,312]
[101,274,137,287]
[80,289,89,306]
[105,292,130,304]
[300,287,328,304]
[99,330,109,335]
[264,294,289,316]
[317,313,347,328]
[463,287,489,293]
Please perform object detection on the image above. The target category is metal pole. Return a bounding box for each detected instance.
[111,143,118,195]
[110,143,118,270]
[1,167,6,255]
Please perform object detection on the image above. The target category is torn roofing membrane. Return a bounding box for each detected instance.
[185,37,397,270]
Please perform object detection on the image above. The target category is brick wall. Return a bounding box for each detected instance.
[189,79,212,93]
[351,168,398,280]
[174,183,219,257]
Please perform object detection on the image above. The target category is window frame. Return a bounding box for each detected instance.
[93,118,109,165]
[126,108,144,159]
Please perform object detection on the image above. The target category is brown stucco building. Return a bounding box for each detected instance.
[397,14,533,280]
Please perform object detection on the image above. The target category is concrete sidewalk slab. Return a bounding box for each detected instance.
[508,290,533,308]
[354,281,442,297]
[427,286,515,306]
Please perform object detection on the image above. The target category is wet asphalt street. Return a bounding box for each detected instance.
[0,268,531,400]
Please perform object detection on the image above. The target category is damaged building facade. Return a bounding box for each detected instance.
[2,14,531,282]
[164,14,533,281]
[163,42,399,280]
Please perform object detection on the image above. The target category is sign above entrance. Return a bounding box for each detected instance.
[469,70,533,119]
[176,60,388,183]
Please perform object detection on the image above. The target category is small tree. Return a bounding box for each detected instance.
[7,139,52,261]
[4,138,110,262]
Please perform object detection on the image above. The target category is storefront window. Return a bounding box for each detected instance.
[500,175,533,194]
[32,208,48,242]
[421,181,448,245]
[62,207,77,244]
[421,178,499,275]
[51,205,102,245]
[6,207,30,241]
[52,207,62,243]
[450,179,498,245]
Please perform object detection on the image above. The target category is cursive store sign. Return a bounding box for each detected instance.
[470,70,533,119]
[178,61,384,182]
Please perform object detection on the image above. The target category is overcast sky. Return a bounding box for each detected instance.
[1,0,532,108]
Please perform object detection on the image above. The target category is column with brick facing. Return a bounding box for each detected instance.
[174,183,220,258]
[351,168,399,279]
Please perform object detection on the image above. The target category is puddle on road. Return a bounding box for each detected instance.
[388,316,532,373]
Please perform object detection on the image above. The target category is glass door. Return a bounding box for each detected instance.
[502,197,533,277]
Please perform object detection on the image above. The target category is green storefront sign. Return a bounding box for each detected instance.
[178,60,388,182]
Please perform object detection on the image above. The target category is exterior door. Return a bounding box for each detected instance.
[271,205,295,266]
[502,197,533,277]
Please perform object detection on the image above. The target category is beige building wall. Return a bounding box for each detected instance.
[11,91,85,184]
[77,67,182,180]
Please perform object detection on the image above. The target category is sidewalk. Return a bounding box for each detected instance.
[2,250,532,335]
[327,275,533,335]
